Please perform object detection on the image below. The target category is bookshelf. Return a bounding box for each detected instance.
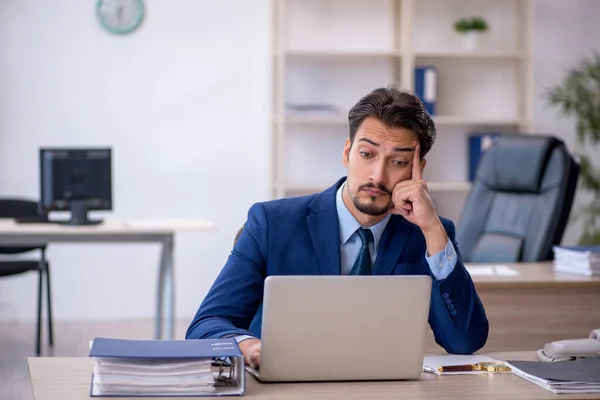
[271,0,534,221]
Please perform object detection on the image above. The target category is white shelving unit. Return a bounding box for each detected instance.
[271,0,534,220]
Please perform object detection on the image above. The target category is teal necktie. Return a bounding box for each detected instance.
[350,228,374,275]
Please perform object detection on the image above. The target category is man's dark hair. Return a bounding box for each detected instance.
[347,85,436,157]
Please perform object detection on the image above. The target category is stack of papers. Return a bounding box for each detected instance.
[93,358,215,396]
[552,246,600,277]
[507,358,600,394]
[89,338,245,397]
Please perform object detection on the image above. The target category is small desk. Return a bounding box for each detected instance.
[456,263,600,352]
[0,218,216,340]
[27,352,599,400]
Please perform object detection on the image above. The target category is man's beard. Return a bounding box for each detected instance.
[349,182,393,216]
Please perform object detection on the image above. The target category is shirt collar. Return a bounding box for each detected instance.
[336,181,391,249]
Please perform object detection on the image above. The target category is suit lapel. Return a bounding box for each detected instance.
[373,215,412,275]
[307,178,344,275]
[307,212,341,275]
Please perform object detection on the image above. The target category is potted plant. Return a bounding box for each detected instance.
[546,53,600,245]
[454,17,488,51]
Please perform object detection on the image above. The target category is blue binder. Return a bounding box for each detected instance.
[90,337,242,359]
[468,133,500,181]
[415,66,438,115]
[89,337,245,397]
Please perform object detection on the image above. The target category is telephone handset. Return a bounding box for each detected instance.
[537,329,600,362]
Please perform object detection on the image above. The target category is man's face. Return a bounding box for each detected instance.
[342,117,426,217]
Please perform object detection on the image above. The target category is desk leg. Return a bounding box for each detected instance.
[155,243,166,339]
[155,236,175,340]
[164,237,175,340]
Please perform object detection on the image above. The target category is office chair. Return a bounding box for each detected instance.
[0,199,53,356]
[456,135,579,263]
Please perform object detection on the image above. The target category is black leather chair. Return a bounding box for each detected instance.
[0,199,53,355]
[456,135,579,263]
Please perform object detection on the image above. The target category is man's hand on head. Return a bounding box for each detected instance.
[239,338,261,368]
[389,143,448,255]
[388,143,436,228]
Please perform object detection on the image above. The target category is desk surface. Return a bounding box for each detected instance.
[468,262,600,288]
[0,218,216,235]
[27,352,599,400]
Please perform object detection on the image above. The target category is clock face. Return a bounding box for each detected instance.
[97,0,145,35]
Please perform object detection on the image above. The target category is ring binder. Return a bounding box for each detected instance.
[89,337,245,397]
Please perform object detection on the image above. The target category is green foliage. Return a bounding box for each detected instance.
[546,53,600,244]
[454,17,488,33]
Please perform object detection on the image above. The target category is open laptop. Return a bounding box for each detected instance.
[247,275,432,382]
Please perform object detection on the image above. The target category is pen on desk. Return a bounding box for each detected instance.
[437,364,474,372]
[437,362,512,373]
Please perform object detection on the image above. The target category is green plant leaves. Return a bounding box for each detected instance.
[454,17,488,33]
[546,53,600,244]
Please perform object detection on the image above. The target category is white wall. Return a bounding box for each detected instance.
[533,0,600,245]
[0,0,272,324]
[0,0,597,325]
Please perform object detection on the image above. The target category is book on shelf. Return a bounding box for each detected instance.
[552,246,600,277]
[89,337,245,397]
[284,103,340,115]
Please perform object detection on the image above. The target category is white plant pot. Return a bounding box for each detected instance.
[462,31,481,51]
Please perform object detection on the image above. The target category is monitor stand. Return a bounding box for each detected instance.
[59,200,103,226]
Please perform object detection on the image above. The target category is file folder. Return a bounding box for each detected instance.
[415,66,437,115]
[468,133,499,181]
[507,358,600,394]
[89,337,245,397]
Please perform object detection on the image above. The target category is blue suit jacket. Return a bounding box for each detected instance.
[186,178,489,354]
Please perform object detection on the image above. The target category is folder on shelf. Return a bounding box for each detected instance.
[415,66,437,116]
[468,133,500,181]
[89,337,245,397]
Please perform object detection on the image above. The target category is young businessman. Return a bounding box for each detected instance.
[186,86,489,367]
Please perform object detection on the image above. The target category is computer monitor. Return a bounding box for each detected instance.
[40,148,112,225]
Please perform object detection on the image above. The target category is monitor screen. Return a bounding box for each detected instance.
[40,148,112,212]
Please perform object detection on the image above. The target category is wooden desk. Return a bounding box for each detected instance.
[27,352,599,400]
[425,263,600,353]
[0,218,216,340]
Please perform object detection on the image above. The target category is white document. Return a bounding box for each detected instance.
[423,355,501,375]
[465,264,520,277]
[464,265,495,276]
[494,265,520,276]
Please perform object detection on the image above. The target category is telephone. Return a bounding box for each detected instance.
[537,329,600,362]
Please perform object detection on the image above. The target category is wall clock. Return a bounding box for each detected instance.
[97,0,145,35]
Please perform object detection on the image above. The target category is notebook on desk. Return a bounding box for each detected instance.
[507,358,600,394]
[89,338,245,397]
[247,275,432,382]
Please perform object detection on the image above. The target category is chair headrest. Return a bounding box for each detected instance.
[477,135,565,193]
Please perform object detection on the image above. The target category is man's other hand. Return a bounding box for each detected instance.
[239,338,261,368]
